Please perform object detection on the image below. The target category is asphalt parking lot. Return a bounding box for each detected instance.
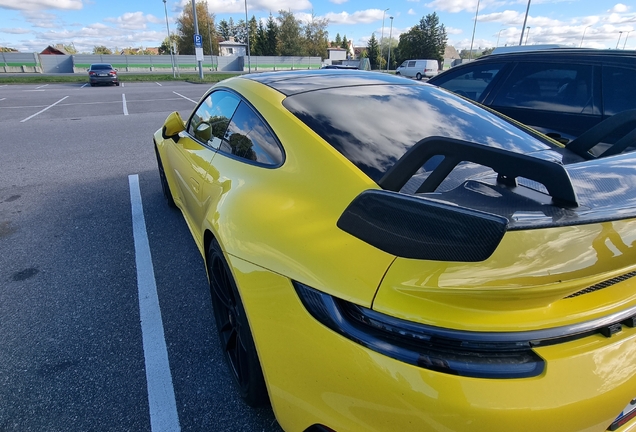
[0,80,282,431]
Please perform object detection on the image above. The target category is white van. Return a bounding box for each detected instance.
[396,59,439,80]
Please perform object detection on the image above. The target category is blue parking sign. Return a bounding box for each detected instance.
[193,34,203,48]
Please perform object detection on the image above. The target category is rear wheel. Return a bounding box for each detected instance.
[207,240,269,407]
[416,73,422,80]
[154,148,176,208]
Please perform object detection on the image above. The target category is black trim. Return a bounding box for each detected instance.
[379,136,578,207]
[566,109,636,159]
[337,189,508,262]
[294,281,636,378]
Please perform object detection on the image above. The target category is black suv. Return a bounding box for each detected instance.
[428,49,636,145]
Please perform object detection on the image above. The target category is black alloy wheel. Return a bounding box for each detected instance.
[154,148,176,208]
[207,240,269,407]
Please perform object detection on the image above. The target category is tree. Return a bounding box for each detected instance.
[218,19,231,41]
[176,1,218,55]
[234,19,247,44]
[93,45,112,55]
[248,16,258,56]
[303,12,329,58]
[277,10,303,56]
[341,35,349,50]
[265,13,279,56]
[366,33,380,70]
[334,33,342,47]
[64,44,77,54]
[254,19,267,56]
[396,12,447,67]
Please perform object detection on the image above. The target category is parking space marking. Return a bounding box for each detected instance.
[35,84,49,89]
[156,82,163,87]
[122,94,129,116]
[128,174,181,432]
[80,83,88,88]
[122,82,125,88]
[0,98,5,102]
[20,96,69,123]
[172,91,197,104]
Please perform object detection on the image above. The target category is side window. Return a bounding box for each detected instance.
[603,66,636,116]
[432,62,505,101]
[220,101,283,166]
[188,90,240,147]
[407,61,416,67]
[492,63,594,113]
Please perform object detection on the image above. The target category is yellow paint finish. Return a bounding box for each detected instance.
[374,219,636,331]
[186,78,396,306]
[229,255,636,432]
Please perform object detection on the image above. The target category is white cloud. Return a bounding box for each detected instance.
[325,9,385,25]
[104,12,161,30]
[329,0,348,4]
[0,28,32,34]
[446,27,464,35]
[408,8,416,15]
[180,0,312,15]
[425,0,477,14]
[610,4,629,13]
[0,0,83,11]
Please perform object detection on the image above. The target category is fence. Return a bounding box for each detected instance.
[0,53,322,74]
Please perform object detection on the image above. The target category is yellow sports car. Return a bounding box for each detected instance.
[153,70,636,432]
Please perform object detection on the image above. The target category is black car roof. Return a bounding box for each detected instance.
[243,70,414,96]
[471,48,635,63]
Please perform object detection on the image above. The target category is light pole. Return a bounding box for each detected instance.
[519,0,531,46]
[579,25,592,47]
[496,29,504,47]
[191,0,203,79]
[380,8,389,69]
[205,1,214,70]
[525,26,531,45]
[616,31,623,49]
[162,0,176,78]
[244,0,251,72]
[387,16,394,72]
[469,0,481,60]
[623,30,633,49]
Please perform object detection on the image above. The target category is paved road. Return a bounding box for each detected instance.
[0,81,282,431]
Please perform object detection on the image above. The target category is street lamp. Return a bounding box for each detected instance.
[162,0,176,78]
[525,26,531,45]
[623,30,633,49]
[387,16,394,72]
[244,0,251,73]
[380,8,389,68]
[496,28,504,47]
[519,0,531,46]
[616,31,623,49]
[579,25,592,47]
[469,0,481,60]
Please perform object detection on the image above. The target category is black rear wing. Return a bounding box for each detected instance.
[378,136,578,208]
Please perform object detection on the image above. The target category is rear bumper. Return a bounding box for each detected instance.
[89,76,118,85]
[230,256,636,432]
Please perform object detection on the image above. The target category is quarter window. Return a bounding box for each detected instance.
[432,62,505,101]
[603,66,636,116]
[219,101,283,166]
[493,63,594,113]
[188,90,240,147]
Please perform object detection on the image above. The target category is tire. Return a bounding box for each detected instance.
[395,72,400,76]
[416,73,422,80]
[115,82,120,86]
[90,83,95,87]
[207,239,269,407]
[154,148,177,208]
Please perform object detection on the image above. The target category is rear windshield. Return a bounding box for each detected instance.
[282,84,556,182]
[91,64,113,70]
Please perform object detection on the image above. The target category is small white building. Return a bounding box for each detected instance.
[219,37,247,56]
[327,47,348,61]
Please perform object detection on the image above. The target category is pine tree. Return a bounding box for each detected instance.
[265,13,279,56]
[366,33,380,70]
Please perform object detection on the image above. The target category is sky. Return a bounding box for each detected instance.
[0,0,634,54]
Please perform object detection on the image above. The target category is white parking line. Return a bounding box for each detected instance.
[0,98,5,102]
[156,82,162,86]
[172,91,197,104]
[122,94,129,116]
[0,84,7,88]
[80,83,88,88]
[128,174,181,432]
[35,84,49,89]
[20,96,69,123]
[122,82,125,88]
